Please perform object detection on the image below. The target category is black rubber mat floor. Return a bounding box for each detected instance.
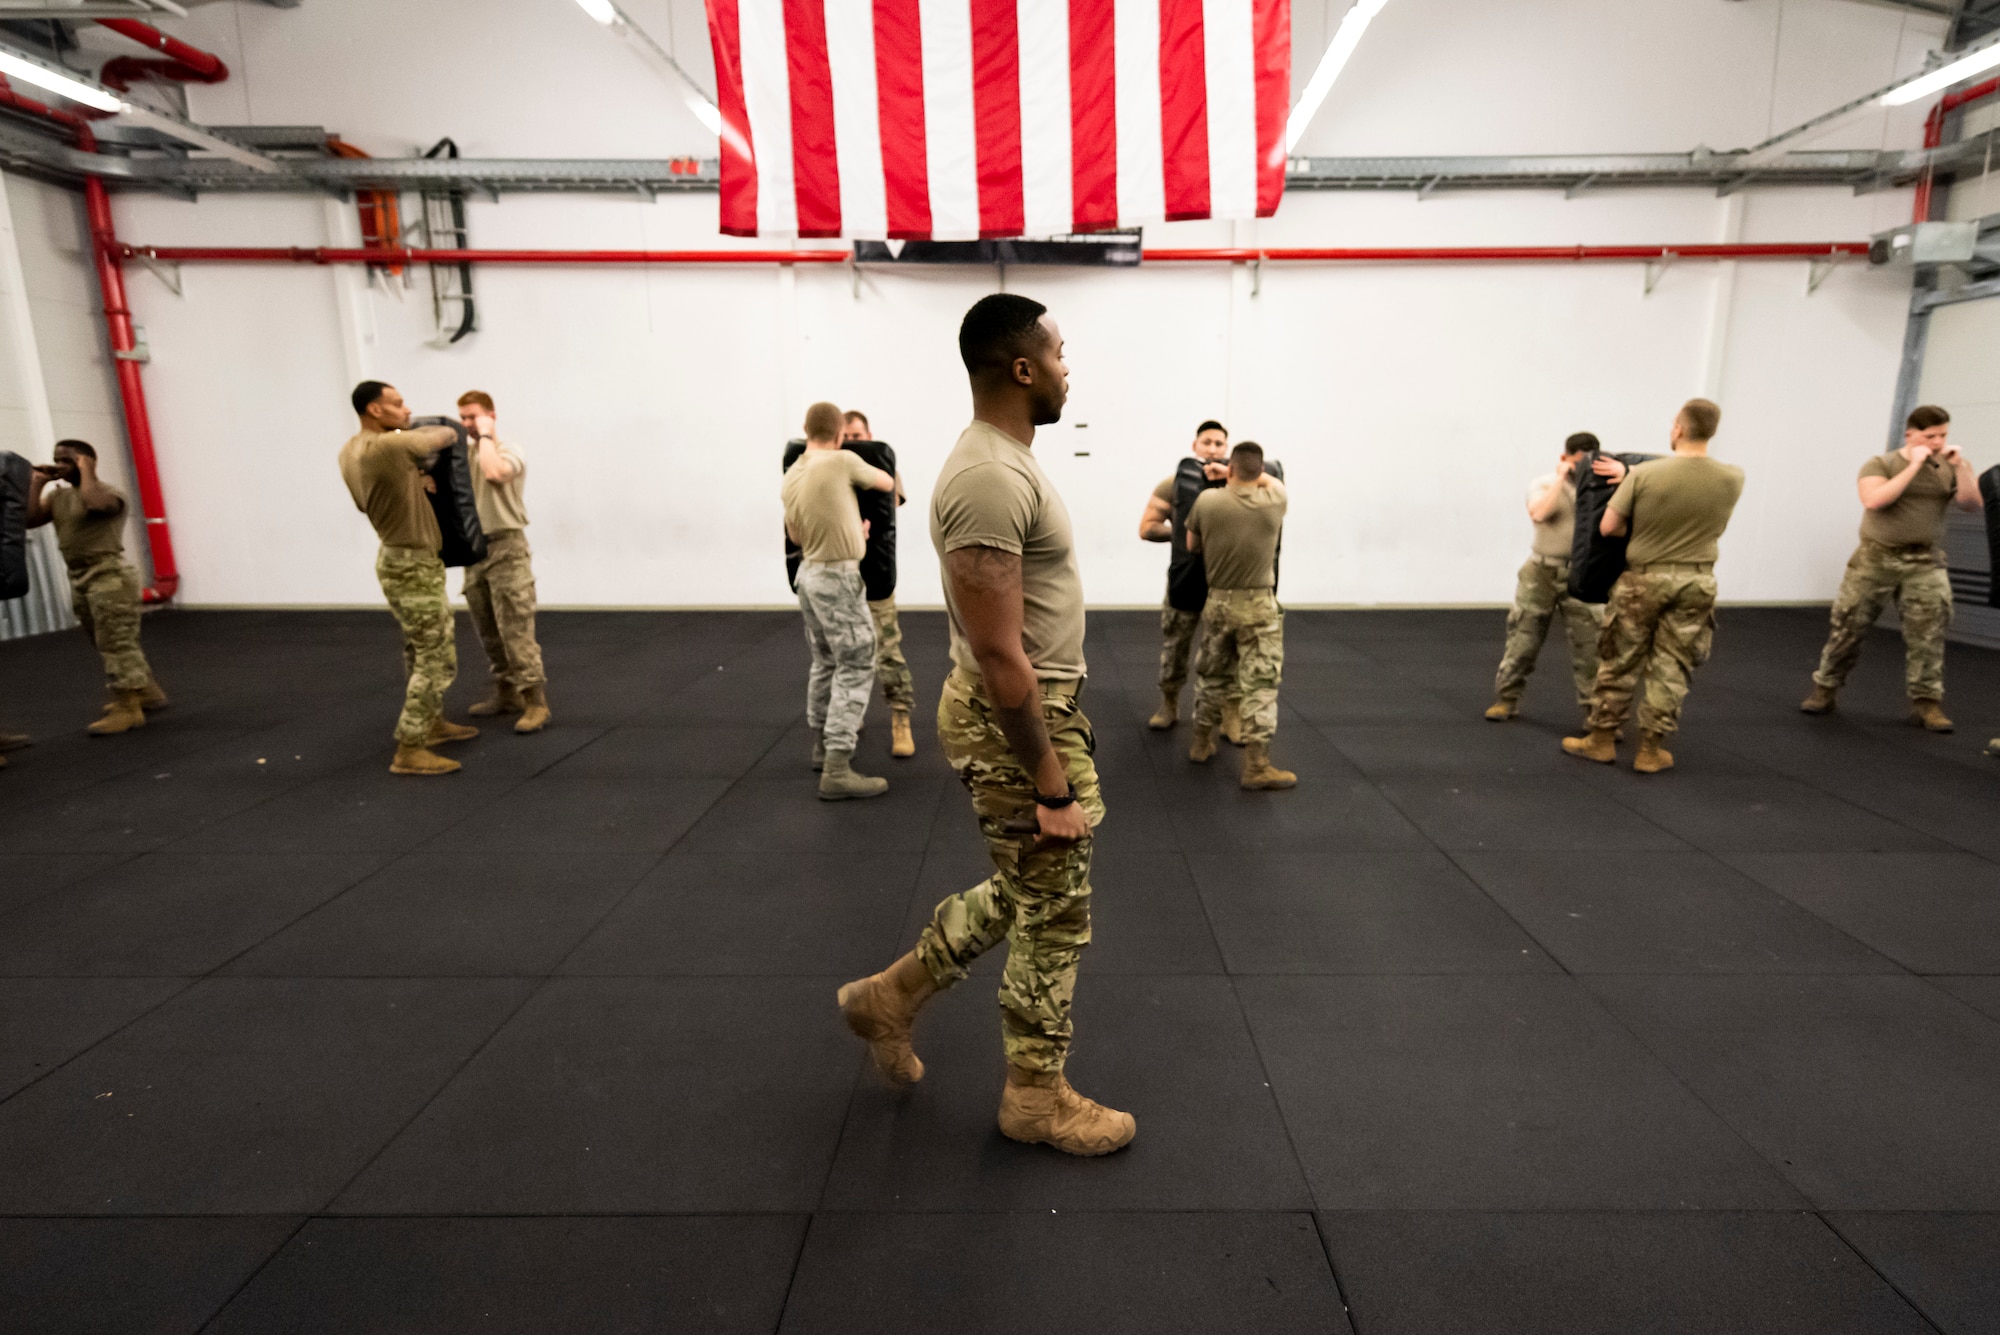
[1,606,1997,1333]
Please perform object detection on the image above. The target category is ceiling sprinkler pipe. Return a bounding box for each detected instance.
[1914,76,2000,223]
[95,17,228,92]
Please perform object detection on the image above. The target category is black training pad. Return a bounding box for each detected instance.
[1,605,1997,1331]
[0,449,33,601]
[1983,463,2000,607]
[408,416,487,568]
[1569,450,1663,603]
[783,437,898,601]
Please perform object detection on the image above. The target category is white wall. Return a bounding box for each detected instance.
[41,0,1962,608]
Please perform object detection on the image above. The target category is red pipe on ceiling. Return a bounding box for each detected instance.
[0,77,179,602]
[94,18,228,93]
[1913,76,2000,224]
[123,242,1867,265]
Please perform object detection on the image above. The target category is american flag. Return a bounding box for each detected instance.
[704,0,1291,239]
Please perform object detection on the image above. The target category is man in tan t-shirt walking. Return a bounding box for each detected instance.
[1185,442,1295,788]
[1564,399,1744,774]
[836,293,1134,1158]
[340,380,479,776]
[1801,404,1980,731]
[1485,432,1608,722]
[456,391,551,734]
[783,401,897,799]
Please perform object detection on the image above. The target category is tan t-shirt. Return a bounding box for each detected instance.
[1187,481,1287,590]
[1528,474,1577,561]
[1858,450,1955,548]
[1151,475,1175,504]
[782,447,879,563]
[930,420,1086,681]
[338,428,448,551]
[1609,454,1745,566]
[48,484,126,568]
[471,440,529,534]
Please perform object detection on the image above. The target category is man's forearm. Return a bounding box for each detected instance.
[975,646,1065,796]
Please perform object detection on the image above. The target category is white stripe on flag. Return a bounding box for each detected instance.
[920,0,980,240]
[1017,0,1073,237]
[1112,0,1164,227]
[824,0,888,238]
[1202,0,1256,219]
[738,0,798,237]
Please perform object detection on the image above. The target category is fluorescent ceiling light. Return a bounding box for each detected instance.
[0,46,126,114]
[1881,35,2000,106]
[1284,0,1389,153]
[574,0,620,24]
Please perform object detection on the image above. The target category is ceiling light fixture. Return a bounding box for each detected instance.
[566,0,725,142]
[0,46,126,114]
[1284,0,1389,154]
[1881,33,2000,106]
[573,0,620,24]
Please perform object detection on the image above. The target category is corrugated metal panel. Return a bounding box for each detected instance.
[0,525,77,640]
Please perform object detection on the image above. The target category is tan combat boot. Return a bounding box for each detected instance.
[1221,700,1245,745]
[1911,699,1954,733]
[515,686,551,734]
[997,1066,1136,1156]
[427,719,480,745]
[1241,741,1297,790]
[1799,683,1837,715]
[1188,723,1218,763]
[137,676,169,711]
[890,707,916,758]
[1483,700,1519,722]
[390,744,461,776]
[1633,731,1675,774]
[86,692,148,736]
[468,684,524,717]
[1561,728,1618,763]
[1147,691,1179,730]
[819,749,889,800]
[836,951,938,1084]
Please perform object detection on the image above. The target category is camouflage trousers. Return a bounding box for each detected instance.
[1159,597,1202,696]
[868,595,915,710]
[378,545,456,748]
[1192,588,1284,744]
[68,554,151,693]
[1587,567,1717,738]
[1494,557,1605,709]
[917,666,1104,1074]
[1811,541,1952,703]
[463,529,546,691]
[797,561,875,753]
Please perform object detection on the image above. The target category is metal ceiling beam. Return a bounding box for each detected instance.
[0,1,188,15]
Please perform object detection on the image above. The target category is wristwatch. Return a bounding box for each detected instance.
[1034,786,1077,810]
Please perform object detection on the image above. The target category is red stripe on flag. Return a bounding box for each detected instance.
[1252,0,1289,216]
[1068,0,1118,231]
[971,0,1025,238]
[873,0,931,238]
[783,0,842,237]
[705,0,757,237]
[1156,0,1210,221]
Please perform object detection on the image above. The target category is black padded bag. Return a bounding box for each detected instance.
[1568,452,1662,604]
[1982,464,2000,609]
[782,438,898,602]
[1165,456,1286,611]
[0,450,31,601]
[409,416,488,568]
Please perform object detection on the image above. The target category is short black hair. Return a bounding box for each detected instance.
[1197,420,1227,438]
[54,438,97,460]
[1229,441,1264,478]
[958,293,1049,375]
[351,380,392,416]
[1907,404,1950,431]
[1564,431,1600,455]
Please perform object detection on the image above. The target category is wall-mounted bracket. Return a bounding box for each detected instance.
[1644,251,1676,295]
[1806,251,1846,294]
[129,250,182,296]
[1250,256,1262,297]
[1564,173,1599,200]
